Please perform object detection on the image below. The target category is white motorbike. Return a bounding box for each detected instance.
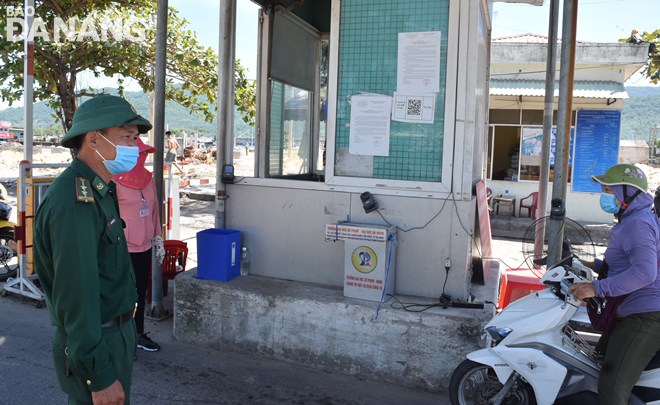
[449,256,660,405]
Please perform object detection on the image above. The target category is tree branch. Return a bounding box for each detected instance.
[66,0,92,17]
[34,47,59,64]
[40,0,66,18]
[74,91,102,98]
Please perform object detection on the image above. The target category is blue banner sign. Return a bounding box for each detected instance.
[572,110,621,193]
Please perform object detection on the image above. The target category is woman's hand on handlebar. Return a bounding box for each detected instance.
[567,282,596,301]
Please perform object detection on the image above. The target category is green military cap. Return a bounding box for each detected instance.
[61,95,153,148]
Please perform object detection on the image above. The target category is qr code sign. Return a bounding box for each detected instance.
[407,99,422,116]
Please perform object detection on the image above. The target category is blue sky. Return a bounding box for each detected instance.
[493,0,658,43]
[492,0,659,86]
[82,0,660,89]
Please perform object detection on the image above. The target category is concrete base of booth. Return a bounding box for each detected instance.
[173,268,498,392]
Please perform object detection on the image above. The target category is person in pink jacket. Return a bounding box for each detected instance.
[114,138,162,352]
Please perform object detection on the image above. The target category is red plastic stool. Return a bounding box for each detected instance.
[497,268,545,309]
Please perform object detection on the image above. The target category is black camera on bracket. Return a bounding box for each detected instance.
[360,191,378,214]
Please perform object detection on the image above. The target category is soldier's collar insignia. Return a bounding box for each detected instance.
[75,178,95,203]
[92,176,109,197]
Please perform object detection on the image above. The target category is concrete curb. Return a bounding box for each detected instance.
[174,270,494,393]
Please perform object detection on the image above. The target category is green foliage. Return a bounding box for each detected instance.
[620,29,660,84]
[0,1,256,133]
[620,87,660,140]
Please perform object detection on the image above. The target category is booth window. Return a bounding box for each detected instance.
[489,124,575,182]
[265,8,323,180]
[333,0,449,182]
[269,81,312,177]
[519,127,574,182]
[490,127,520,181]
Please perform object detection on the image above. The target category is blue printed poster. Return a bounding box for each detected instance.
[572,110,621,193]
[520,127,574,167]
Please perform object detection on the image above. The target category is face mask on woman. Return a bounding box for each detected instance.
[95,132,140,175]
[600,193,620,214]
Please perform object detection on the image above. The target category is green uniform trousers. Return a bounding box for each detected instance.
[52,319,136,405]
[596,311,660,405]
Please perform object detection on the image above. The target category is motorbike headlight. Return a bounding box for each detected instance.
[485,326,512,346]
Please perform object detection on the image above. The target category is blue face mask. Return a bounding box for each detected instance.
[600,193,620,214]
[96,133,139,175]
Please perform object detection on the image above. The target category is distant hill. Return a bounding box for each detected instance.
[0,88,254,137]
[2,85,658,142]
[621,86,660,140]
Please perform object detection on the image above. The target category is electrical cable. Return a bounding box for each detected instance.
[388,294,444,313]
[374,233,395,320]
[375,192,452,233]
[374,189,549,309]
[387,294,499,313]
[449,192,558,279]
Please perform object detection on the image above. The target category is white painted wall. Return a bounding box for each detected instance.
[619,144,649,164]
[491,43,648,82]
[225,184,474,299]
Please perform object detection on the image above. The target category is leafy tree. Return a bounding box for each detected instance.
[620,29,660,83]
[0,0,256,133]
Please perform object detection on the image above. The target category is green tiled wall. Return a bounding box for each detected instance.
[335,0,449,181]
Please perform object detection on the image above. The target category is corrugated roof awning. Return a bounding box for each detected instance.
[489,79,628,99]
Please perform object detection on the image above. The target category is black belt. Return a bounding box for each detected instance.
[101,309,135,328]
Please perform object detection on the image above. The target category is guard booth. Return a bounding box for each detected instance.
[229,0,494,299]
[176,0,539,391]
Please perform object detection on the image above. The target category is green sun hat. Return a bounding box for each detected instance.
[590,163,648,193]
[60,95,153,148]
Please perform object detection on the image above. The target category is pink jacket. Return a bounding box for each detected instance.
[115,179,161,253]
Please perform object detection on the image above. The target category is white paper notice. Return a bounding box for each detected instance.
[397,31,442,93]
[392,93,436,124]
[349,95,392,156]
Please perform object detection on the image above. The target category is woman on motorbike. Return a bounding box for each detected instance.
[568,163,660,405]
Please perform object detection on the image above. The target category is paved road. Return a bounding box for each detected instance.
[0,188,608,404]
[0,293,448,404]
[1,195,448,405]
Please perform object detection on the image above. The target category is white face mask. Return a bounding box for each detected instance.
[95,132,139,175]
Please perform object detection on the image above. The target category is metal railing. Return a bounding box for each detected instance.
[3,161,68,301]
[3,161,180,302]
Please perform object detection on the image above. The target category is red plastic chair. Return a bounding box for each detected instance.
[519,192,539,219]
[486,187,493,208]
[148,240,188,301]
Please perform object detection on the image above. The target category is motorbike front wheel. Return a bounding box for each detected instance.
[449,359,537,405]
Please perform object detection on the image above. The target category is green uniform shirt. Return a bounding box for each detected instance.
[34,158,137,392]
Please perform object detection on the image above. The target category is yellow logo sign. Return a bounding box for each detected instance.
[351,246,377,274]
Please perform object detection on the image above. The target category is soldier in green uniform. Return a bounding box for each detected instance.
[34,95,152,404]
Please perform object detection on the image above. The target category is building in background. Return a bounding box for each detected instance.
[619,140,650,165]
[487,34,649,222]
